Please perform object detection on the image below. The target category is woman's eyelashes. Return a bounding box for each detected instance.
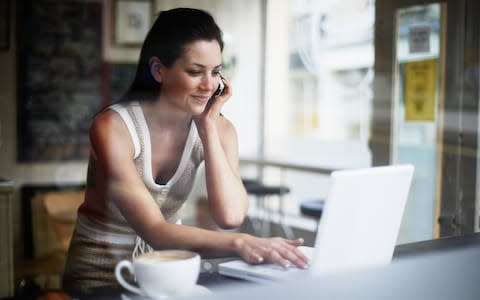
[186,69,222,77]
[187,70,202,76]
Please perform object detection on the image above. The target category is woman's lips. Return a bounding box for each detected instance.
[192,95,211,103]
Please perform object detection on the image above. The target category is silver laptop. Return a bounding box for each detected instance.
[218,164,414,282]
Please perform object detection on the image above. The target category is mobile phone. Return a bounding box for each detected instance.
[213,78,225,97]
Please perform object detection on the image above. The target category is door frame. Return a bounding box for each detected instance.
[370,0,479,237]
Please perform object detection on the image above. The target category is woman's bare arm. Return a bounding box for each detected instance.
[89,110,307,268]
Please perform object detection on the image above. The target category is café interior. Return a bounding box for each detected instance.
[1,0,480,299]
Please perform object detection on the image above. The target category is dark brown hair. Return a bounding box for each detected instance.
[119,8,224,102]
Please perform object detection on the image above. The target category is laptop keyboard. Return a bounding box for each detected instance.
[263,262,299,271]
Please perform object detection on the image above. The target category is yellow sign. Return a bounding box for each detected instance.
[404,59,437,121]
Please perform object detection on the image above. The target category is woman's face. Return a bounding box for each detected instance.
[158,40,222,115]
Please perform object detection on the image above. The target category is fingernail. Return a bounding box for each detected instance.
[257,256,264,263]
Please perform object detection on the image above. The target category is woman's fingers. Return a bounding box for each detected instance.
[282,238,309,267]
[242,237,309,269]
[282,245,309,268]
[218,73,231,97]
[287,238,304,246]
[236,235,309,269]
[200,77,230,120]
[210,74,231,106]
[271,240,309,269]
[242,243,264,264]
[266,250,288,269]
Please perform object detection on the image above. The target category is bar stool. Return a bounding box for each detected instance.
[300,198,325,230]
[242,179,294,239]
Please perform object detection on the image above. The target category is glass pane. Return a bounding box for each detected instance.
[392,3,442,243]
[263,0,375,217]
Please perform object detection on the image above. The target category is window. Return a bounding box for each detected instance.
[262,0,375,218]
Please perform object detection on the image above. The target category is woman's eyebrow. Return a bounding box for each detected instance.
[191,63,223,69]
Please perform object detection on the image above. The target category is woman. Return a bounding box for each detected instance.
[63,7,308,289]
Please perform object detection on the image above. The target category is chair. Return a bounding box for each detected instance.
[43,191,84,253]
[15,190,84,291]
[242,179,294,239]
[299,198,325,230]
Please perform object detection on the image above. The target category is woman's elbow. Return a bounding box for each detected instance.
[214,211,246,229]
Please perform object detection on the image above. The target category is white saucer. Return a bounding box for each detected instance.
[121,293,150,300]
[121,285,211,300]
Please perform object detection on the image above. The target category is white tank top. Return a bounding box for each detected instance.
[109,102,204,219]
[76,101,204,256]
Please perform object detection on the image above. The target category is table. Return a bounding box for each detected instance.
[57,233,480,300]
[204,243,480,300]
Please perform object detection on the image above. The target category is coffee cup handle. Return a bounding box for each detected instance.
[115,260,144,296]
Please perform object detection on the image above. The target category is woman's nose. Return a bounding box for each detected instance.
[200,75,215,90]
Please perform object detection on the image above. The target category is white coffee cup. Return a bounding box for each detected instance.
[115,250,201,299]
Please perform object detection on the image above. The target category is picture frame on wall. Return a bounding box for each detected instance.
[0,0,10,50]
[114,0,152,46]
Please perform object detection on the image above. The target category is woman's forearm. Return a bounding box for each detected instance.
[201,123,249,228]
[145,221,246,258]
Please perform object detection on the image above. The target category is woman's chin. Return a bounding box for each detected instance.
[187,100,209,115]
[191,106,206,116]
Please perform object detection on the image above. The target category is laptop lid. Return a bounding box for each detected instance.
[218,164,414,281]
[309,164,414,276]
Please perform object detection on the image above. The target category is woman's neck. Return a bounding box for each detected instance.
[140,101,192,132]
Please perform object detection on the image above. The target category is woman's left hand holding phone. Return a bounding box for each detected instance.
[196,74,230,124]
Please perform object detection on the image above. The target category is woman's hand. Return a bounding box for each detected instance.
[233,234,309,269]
[194,73,231,133]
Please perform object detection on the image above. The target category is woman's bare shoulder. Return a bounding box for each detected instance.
[89,108,134,157]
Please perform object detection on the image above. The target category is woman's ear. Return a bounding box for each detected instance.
[149,57,163,83]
